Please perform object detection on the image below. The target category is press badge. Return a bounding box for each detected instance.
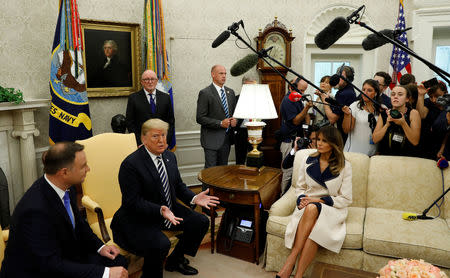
[392,133,404,143]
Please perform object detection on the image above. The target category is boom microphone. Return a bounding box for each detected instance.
[314,17,350,50]
[362,27,412,51]
[329,74,341,87]
[212,30,231,48]
[230,54,259,76]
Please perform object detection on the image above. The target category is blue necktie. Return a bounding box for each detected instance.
[149,93,156,114]
[156,156,172,228]
[63,191,75,229]
[220,88,230,133]
[220,88,229,118]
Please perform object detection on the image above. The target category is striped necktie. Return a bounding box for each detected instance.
[220,88,229,118]
[220,88,230,132]
[156,156,172,228]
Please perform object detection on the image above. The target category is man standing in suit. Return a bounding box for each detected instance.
[126,69,175,146]
[0,142,128,278]
[196,65,237,174]
[111,119,219,278]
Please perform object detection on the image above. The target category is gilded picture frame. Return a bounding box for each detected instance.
[81,20,141,97]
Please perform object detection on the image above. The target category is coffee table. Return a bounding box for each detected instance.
[310,262,378,278]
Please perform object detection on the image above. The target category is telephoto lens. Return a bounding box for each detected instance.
[390,109,402,119]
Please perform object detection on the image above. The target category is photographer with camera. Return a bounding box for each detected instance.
[279,78,313,194]
[416,80,448,159]
[372,85,421,156]
[281,125,319,195]
[342,79,382,156]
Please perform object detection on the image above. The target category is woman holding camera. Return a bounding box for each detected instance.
[276,126,352,278]
[372,85,421,156]
[341,79,382,156]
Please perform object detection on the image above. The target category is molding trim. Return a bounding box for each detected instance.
[305,5,373,45]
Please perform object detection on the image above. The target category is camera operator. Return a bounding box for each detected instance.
[372,85,421,157]
[416,82,447,159]
[432,94,450,159]
[280,125,319,195]
[279,78,313,193]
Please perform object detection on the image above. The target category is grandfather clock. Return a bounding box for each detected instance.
[256,17,294,168]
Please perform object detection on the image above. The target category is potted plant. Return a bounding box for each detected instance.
[0,86,25,104]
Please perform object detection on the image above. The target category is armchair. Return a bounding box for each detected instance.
[77,133,181,275]
[0,226,8,270]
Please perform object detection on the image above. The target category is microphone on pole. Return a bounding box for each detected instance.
[212,31,231,48]
[230,54,259,76]
[314,5,365,50]
[329,74,341,87]
[314,17,350,50]
[211,20,244,48]
[362,27,412,51]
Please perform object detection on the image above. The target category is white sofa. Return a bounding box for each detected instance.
[264,151,450,276]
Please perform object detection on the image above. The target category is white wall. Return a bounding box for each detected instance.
[3,0,445,186]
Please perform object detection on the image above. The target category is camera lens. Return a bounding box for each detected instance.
[390,109,402,119]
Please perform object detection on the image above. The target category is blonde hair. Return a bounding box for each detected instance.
[141,118,169,136]
[310,126,345,175]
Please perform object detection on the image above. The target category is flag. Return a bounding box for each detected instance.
[49,0,92,144]
[144,0,176,151]
[389,0,412,89]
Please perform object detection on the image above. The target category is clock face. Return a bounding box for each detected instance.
[263,32,286,67]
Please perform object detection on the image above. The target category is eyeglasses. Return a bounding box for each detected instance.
[142,78,158,82]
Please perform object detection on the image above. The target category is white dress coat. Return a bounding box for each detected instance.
[284,149,352,253]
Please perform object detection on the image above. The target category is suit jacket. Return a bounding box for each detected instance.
[196,83,237,150]
[111,148,195,243]
[126,89,175,145]
[0,177,105,278]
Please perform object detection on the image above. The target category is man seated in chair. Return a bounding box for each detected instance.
[0,142,128,278]
[111,118,220,278]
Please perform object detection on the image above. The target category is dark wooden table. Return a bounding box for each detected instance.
[198,165,281,264]
[310,262,378,278]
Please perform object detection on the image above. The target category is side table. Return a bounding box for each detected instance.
[198,165,281,264]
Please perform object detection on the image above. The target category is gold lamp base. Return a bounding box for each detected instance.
[245,121,266,168]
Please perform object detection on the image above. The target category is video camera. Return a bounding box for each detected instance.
[293,119,330,149]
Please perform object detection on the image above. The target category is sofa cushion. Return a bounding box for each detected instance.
[344,152,370,208]
[367,156,445,214]
[363,207,450,268]
[266,206,365,249]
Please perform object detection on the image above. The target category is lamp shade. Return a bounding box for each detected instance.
[233,84,278,119]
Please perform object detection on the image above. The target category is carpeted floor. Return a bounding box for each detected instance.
[164,245,276,278]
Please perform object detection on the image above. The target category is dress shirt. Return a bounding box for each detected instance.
[212,83,229,108]
[44,175,109,278]
[144,88,157,105]
[143,147,197,214]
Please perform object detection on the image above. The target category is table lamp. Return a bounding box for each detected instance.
[233,84,278,171]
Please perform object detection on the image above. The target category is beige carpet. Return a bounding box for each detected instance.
[164,247,276,278]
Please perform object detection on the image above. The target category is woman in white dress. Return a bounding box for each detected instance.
[342,79,383,156]
[276,126,352,278]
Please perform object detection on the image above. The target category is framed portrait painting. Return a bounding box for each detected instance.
[81,20,141,97]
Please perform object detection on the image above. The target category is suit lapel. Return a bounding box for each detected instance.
[139,147,167,199]
[137,89,153,116]
[40,178,76,237]
[224,86,234,115]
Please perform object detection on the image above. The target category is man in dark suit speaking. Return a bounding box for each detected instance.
[126,70,175,146]
[196,64,237,173]
[0,142,128,278]
[111,119,219,278]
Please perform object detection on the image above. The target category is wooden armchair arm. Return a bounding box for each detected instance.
[2,230,8,242]
[81,196,111,243]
